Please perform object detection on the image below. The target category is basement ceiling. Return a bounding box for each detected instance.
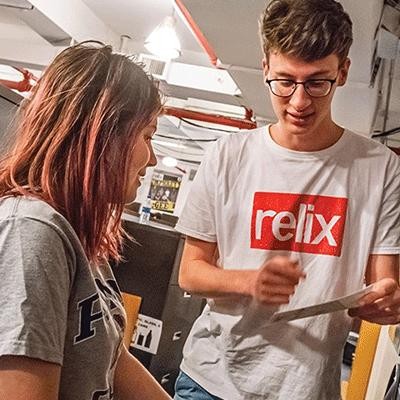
[0,0,399,149]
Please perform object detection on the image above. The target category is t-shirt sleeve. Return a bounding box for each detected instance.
[370,153,400,254]
[176,142,219,242]
[0,217,74,365]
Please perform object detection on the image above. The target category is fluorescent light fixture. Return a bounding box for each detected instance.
[153,139,186,149]
[162,156,178,168]
[145,15,181,60]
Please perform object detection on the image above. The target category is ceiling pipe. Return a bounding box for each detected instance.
[389,147,400,155]
[0,78,31,92]
[372,125,400,138]
[163,106,256,130]
[381,59,396,135]
[0,67,38,93]
[174,0,219,68]
[0,2,34,10]
[173,1,256,128]
[119,34,132,54]
[244,107,254,121]
[12,66,38,82]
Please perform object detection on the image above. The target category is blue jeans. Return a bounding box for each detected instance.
[174,371,223,400]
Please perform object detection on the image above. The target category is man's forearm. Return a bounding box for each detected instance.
[179,258,256,298]
[179,238,303,304]
[365,254,399,284]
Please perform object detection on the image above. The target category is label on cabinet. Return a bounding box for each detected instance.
[131,314,163,355]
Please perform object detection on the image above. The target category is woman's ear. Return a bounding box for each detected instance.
[337,57,351,87]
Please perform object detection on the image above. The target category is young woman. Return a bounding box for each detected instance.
[0,42,171,400]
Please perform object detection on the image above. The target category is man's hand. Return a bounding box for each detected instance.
[249,256,306,305]
[349,278,400,325]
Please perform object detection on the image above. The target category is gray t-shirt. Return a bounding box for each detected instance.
[0,196,126,400]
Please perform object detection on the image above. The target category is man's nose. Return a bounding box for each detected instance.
[289,84,312,111]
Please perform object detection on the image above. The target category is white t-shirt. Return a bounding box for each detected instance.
[175,126,400,400]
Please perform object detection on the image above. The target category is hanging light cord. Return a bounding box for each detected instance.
[372,126,400,138]
[0,3,34,10]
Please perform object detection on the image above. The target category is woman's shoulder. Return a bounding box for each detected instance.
[0,196,83,259]
[1,196,66,229]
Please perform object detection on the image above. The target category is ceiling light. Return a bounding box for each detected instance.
[162,156,178,168]
[145,15,181,60]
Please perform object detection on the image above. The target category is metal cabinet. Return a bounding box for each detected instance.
[0,85,22,156]
[111,217,204,395]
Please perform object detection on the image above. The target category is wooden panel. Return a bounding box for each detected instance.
[344,321,381,400]
[121,292,142,348]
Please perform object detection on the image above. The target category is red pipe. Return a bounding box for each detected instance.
[12,66,38,82]
[173,1,256,127]
[244,107,254,121]
[163,106,256,130]
[389,146,400,155]
[0,78,32,92]
[175,0,219,67]
[0,67,36,93]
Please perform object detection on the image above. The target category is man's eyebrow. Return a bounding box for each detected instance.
[272,69,335,79]
[269,71,295,79]
[306,70,336,78]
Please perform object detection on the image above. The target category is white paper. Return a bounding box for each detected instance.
[271,284,374,323]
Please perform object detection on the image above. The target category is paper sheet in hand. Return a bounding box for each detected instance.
[271,284,374,323]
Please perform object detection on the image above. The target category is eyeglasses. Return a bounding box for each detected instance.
[265,77,337,98]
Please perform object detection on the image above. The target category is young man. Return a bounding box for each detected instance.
[174,1,400,399]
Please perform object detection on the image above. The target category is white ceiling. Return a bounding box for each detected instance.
[0,0,399,150]
[83,0,202,53]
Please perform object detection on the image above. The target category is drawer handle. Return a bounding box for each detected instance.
[172,331,182,341]
[161,373,171,385]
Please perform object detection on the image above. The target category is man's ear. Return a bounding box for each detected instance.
[262,57,269,81]
[337,57,351,86]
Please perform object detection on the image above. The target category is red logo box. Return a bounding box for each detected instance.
[250,192,348,256]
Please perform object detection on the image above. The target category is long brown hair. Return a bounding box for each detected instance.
[0,41,162,265]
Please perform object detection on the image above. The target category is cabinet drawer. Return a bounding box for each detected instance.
[162,285,205,326]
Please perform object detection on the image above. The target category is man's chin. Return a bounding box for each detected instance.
[285,113,315,130]
[284,123,313,136]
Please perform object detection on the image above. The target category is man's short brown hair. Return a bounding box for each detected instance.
[260,0,353,64]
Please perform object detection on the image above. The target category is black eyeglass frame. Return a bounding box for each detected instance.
[265,77,337,98]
